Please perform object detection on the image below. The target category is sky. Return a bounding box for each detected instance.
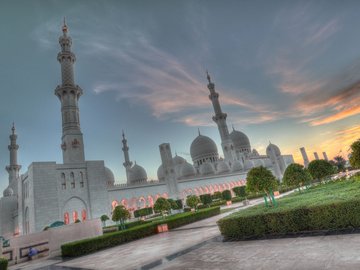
[0,0,360,192]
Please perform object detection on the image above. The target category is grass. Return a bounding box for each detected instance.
[223,177,360,220]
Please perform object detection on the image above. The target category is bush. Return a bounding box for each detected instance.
[75,219,81,223]
[175,199,183,209]
[134,207,153,218]
[120,220,152,230]
[199,194,212,205]
[62,207,220,257]
[212,191,222,200]
[186,195,201,210]
[210,200,227,207]
[197,204,210,210]
[231,197,244,203]
[0,257,7,270]
[167,199,180,210]
[222,190,232,201]
[232,186,246,197]
[184,207,191,212]
[218,199,360,240]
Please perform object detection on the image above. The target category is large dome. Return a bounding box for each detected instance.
[128,163,147,184]
[3,186,13,197]
[230,129,251,154]
[173,155,186,176]
[180,162,196,178]
[190,135,219,164]
[105,167,115,186]
[199,162,215,175]
[266,143,281,157]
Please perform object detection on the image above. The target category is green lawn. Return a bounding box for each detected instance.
[223,177,360,220]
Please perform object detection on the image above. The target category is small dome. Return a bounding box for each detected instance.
[105,167,115,186]
[266,143,281,157]
[128,163,147,184]
[173,155,186,176]
[216,160,230,174]
[190,135,218,163]
[252,149,259,156]
[3,187,14,197]
[232,160,243,172]
[230,129,251,153]
[157,165,165,181]
[199,162,215,175]
[244,160,254,170]
[180,162,196,178]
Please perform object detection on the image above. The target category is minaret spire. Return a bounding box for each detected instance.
[55,20,85,163]
[6,124,21,194]
[121,131,133,184]
[206,71,235,161]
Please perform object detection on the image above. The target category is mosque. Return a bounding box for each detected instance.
[0,23,294,237]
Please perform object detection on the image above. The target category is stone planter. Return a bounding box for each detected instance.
[226,201,232,206]
[273,191,280,197]
[157,224,168,233]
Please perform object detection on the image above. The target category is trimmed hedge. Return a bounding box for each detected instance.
[222,190,232,201]
[231,196,244,203]
[62,207,220,257]
[210,200,227,207]
[134,207,153,218]
[232,186,246,197]
[218,199,360,240]
[0,257,7,270]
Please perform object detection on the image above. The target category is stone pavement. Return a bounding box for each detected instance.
[155,233,360,270]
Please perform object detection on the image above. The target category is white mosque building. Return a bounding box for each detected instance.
[0,23,294,237]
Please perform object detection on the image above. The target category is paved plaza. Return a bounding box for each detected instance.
[9,192,360,270]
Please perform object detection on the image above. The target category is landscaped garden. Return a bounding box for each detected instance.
[218,174,360,240]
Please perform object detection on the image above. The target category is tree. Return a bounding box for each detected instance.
[232,186,246,197]
[100,214,109,227]
[154,197,171,218]
[222,190,232,201]
[167,198,181,212]
[186,195,201,211]
[246,166,278,206]
[199,194,212,205]
[308,160,335,181]
[350,139,360,169]
[282,163,312,191]
[333,155,346,172]
[112,205,131,230]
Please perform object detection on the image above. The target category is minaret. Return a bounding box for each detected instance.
[314,152,319,160]
[159,143,179,198]
[121,131,133,183]
[323,152,329,161]
[6,124,21,194]
[300,147,309,168]
[55,19,85,163]
[206,71,235,161]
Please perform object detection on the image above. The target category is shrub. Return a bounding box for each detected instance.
[222,190,232,201]
[197,204,210,210]
[100,215,109,227]
[0,257,7,270]
[184,207,191,212]
[62,207,220,257]
[175,199,183,209]
[154,197,171,217]
[210,200,227,207]
[212,191,222,200]
[134,207,153,218]
[231,197,243,203]
[112,205,131,230]
[232,186,246,197]
[122,220,152,230]
[186,195,201,210]
[199,194,212,205]
[218,199,360,240]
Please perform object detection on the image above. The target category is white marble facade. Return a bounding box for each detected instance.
[0,23,294,237]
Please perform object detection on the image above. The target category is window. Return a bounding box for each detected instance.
[70,172,75,188]
[61,173,66,190]
[80,172,84,188]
